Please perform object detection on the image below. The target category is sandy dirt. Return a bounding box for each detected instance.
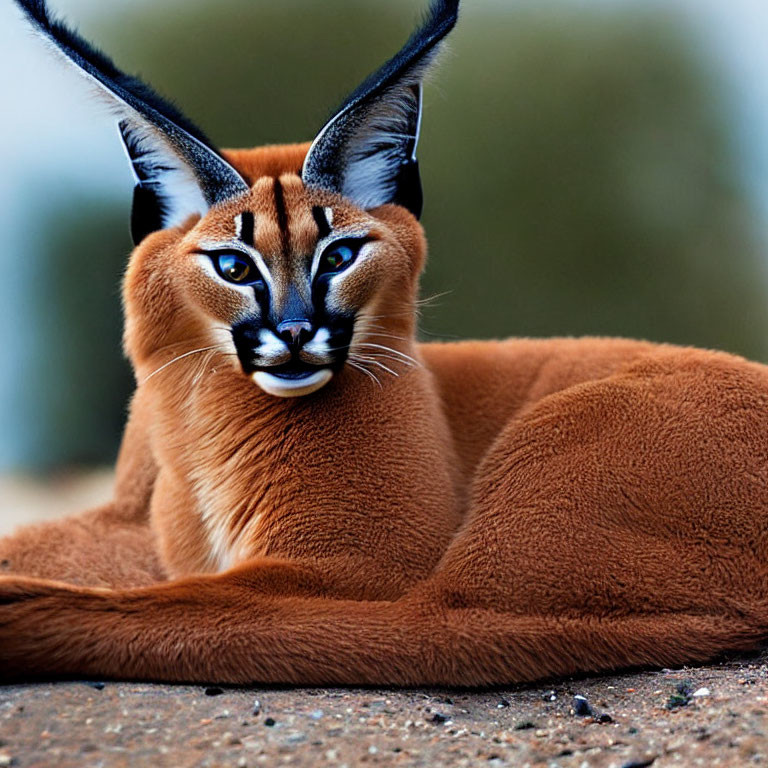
[1,474,767,767]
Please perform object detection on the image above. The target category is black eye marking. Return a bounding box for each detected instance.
[239,211,255,247]
[316,238,370,277]
[205,250,265,287]
[312,206,332,240]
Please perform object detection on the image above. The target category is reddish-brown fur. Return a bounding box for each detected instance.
[1,145,767,685]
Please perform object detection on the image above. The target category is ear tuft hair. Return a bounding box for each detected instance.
[302,0,460,218]
[14,0,249,243]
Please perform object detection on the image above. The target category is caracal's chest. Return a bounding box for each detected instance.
[147,364,463,580]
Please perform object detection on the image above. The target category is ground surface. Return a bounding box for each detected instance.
[1,474,767,767]
[2,662,767,768]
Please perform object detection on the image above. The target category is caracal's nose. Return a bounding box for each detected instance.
[276,320,314,349]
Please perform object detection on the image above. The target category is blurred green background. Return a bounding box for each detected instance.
[2,0,768,471]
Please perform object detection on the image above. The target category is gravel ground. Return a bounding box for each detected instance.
[1,474,767,767]
[1,660,767,768]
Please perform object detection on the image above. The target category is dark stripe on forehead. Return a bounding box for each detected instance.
[312,206,332,239]
[240,211,254,247]
[273,178,290,258]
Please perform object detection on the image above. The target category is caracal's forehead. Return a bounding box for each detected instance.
[192,174,373,266]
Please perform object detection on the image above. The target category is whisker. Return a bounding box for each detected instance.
[192,349,219,388]
[152,327,232,356]
[353,317,411,338]
[346,359,383,388]
[356,356,399,377]
[353,350,415,369]
[142,345,225,384]
[415,290,452,308]
[418,327,457,339]
[355,342,421,367]
[362,331,411,343]
[152,336,211,356]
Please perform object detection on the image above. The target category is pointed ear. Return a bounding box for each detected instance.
[301,0,459,219]
[15,0,249,244]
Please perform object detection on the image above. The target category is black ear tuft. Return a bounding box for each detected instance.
[14,0,249,244]
[302,0,459,218]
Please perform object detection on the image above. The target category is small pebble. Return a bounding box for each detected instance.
[621,759,657,768]
[598,713,613,724]
[514,721,535,731]
[310,710,324,720]
[573,695,594,717]
[497,698,510,709]
[428,712,448,724]
[666,681,693,710]
[692,687,711,698]
[252,700,262,715]
[666,694,689,710]
[205,687,224,697]
[0,755,11,768]
[542,690,557,702]
[264,717,276,727]
[89,682,105,691]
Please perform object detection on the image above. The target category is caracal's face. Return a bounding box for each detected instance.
[133,174,423,398]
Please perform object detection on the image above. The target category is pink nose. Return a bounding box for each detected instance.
[276,320,313,348]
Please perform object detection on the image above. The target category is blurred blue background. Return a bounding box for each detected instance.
[2,0,768,473]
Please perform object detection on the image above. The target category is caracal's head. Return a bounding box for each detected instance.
[126,161,428,398]
[16,0,459,397]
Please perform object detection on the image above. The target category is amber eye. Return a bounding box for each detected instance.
[212,251,262,286]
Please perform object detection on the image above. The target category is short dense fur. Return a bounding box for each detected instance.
[2,0,768,685]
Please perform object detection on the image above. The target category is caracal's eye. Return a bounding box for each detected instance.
[212,251,262,286]
[318,240,365,276]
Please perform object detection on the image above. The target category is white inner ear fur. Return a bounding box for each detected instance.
[340,87,421,211]
[120,127,209,228]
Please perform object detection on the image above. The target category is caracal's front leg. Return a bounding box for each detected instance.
[0,504,164,588]
[0,562,415,684]
[0,393,163,588]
